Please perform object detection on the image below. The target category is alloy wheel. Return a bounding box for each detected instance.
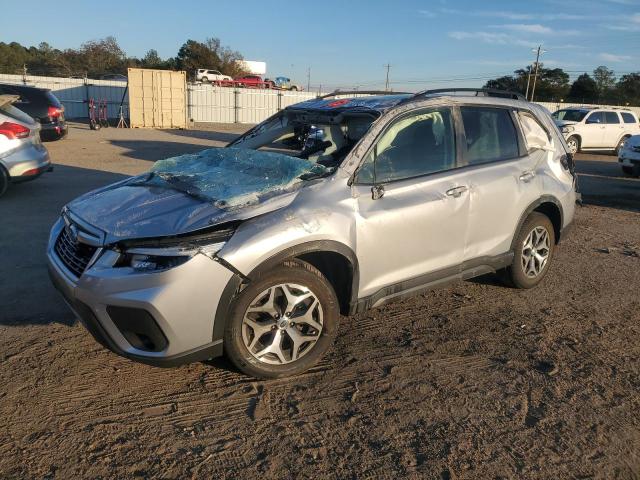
[567,138,578,154]
[521,226,551,278]
[241,283,323,365]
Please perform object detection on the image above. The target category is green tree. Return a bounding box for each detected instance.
[593,65,616,101]
[616,73,640,106]
[568,74,599,103]
[484,64,569,101]
[141,49,163,69]
[79,36,127,77]
[484,75,523,93]
[176,38,245,80]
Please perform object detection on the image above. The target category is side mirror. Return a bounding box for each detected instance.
[371,185,385,200]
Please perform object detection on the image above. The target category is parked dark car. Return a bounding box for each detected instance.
[0,84,67,141]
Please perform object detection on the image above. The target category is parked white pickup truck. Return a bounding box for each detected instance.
[552,107,640,155]
[195,69,232,84]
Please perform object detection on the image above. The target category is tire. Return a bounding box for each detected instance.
[502,212,556,289]
[566,136,580,155]
[224,259,340,379]
[291,86,298,91]
[622,165,640,178]
[201,76,208,83]
[0,166,9,198]
[615,136,630,156]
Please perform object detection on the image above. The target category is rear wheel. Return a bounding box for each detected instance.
[0,166,9,198]
[201,76,209,83]
[502,212,556,289]
[566,136,580,155]
[224,259,339,379]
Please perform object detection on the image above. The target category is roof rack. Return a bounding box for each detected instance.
[316,90,411,99]
[412,88,526,101]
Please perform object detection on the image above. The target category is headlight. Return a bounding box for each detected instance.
[560,126,574,134]
[116,241,227,273]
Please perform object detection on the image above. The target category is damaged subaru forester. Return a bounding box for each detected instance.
[47,89,578,379]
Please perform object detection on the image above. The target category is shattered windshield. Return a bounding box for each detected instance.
[553,109,588,122]
[126,148,329,209]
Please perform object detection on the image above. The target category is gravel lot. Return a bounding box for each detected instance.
[1,124,639,479]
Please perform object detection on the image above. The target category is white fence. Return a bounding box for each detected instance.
[188,85,318,123]
[2,73,639,125]
[0,73,128,119]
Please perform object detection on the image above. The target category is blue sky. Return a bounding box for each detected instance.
[2,0,639,91]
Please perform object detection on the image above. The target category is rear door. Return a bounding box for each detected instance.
[352,106,470,298]
[581,111,606,148]
[458,106,542,260]
[603,111,623,147]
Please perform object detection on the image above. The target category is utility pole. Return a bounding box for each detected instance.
[306,67,311,92]
[525,64,532,100]
[530,45,546,102]
[384,63,391,91]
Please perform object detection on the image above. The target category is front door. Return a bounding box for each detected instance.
[581,111,606,148]
[351,106,469,298]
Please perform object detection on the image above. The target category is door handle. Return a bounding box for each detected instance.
[445,186,468,198]
[519,171,536,183]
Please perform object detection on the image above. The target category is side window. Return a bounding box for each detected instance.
[517,111,551,152]
[460,107,519,165]
[605,112,620,124]
[355,108,456,184]
[621,112,637,124]
[586,112,605,124]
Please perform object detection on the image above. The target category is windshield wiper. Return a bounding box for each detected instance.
[128,172,215,203]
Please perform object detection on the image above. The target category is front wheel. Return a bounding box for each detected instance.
[224,259,339,379]
[566,136,580,155]
[501,213,556,289]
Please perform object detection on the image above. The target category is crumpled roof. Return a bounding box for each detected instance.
[141,147,328,209]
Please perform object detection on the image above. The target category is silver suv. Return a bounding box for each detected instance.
[47,89,578,378]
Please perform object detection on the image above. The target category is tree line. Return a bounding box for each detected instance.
[484,65,640,106]
[0,37,247,81]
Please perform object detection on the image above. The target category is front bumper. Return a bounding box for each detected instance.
[46,217,236,367]
[619,150,640,167]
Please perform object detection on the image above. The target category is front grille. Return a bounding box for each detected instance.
[54,226,98,277]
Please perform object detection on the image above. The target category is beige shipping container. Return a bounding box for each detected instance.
[128,68,187,128]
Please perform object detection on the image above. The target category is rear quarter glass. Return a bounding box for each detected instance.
[45,91,63,108]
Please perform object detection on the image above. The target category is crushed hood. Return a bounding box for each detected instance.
[554,120,578,128]
[624,135,640,147]
[67,148,328,243]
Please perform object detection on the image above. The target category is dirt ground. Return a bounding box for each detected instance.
[1,123,639,479]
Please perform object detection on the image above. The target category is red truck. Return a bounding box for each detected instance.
[233,75,273,89]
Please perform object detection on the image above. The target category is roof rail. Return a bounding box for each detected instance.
[316,90,411,99]
[412,88,526,101]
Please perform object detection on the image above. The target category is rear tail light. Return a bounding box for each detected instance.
[0,121,30,139]
[48,106,64,118]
